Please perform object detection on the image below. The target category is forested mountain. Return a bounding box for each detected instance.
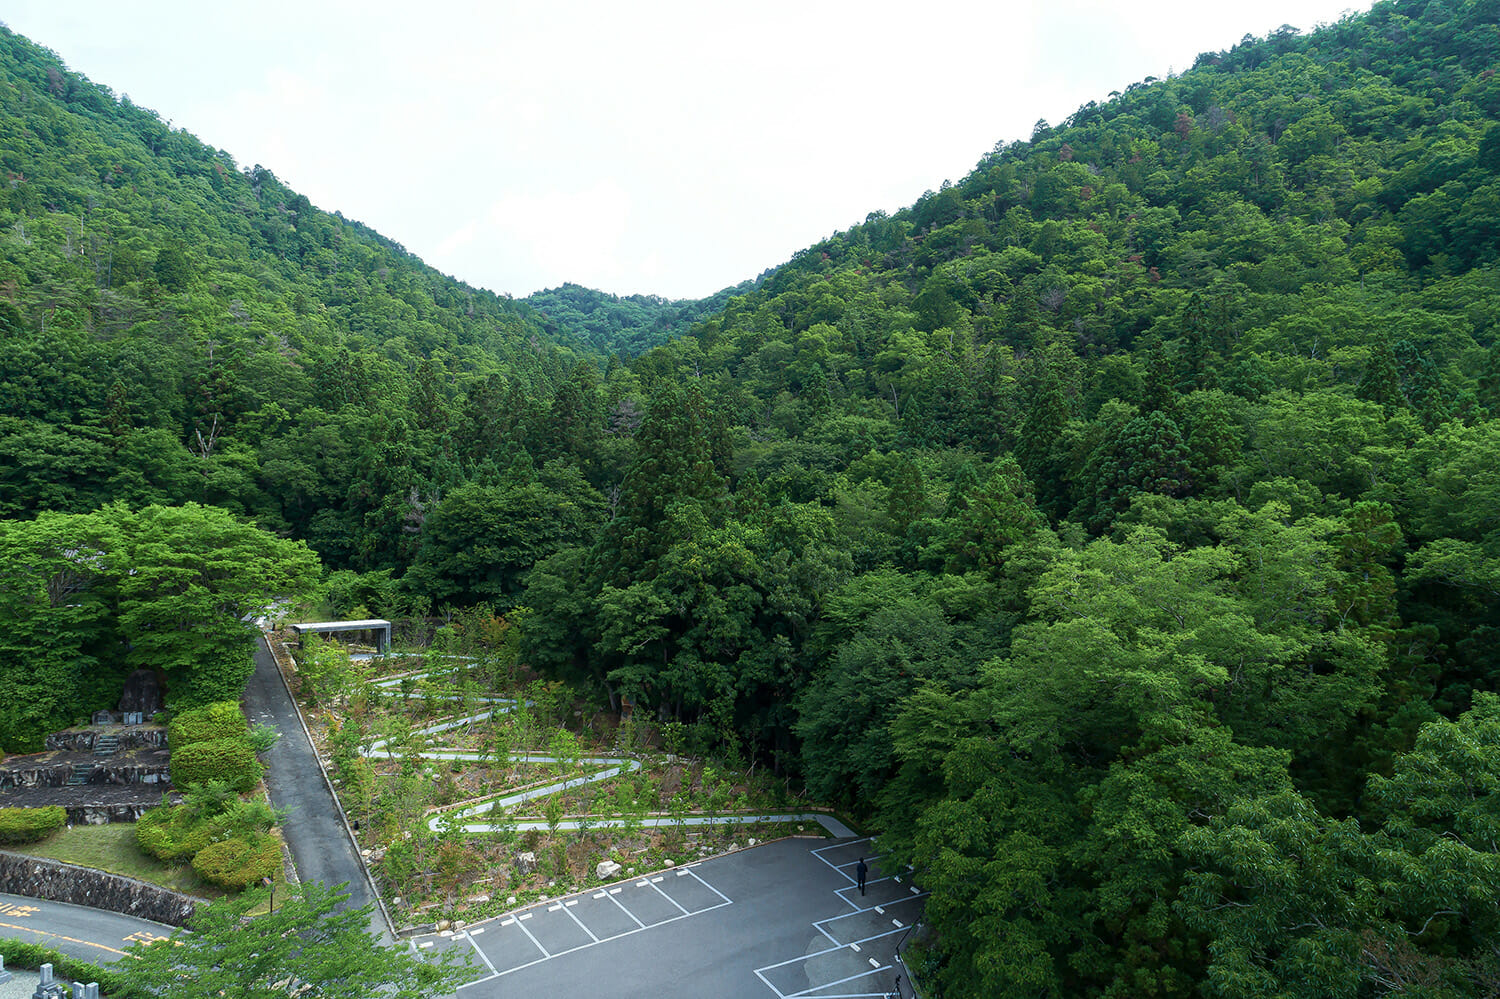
[523,280,759,357]
[0,23,604,568]
[5,0,1500,994]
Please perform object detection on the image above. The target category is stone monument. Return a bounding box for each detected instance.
[117,669,164,718]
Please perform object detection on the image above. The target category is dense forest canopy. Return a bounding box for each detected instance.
[522,280,760,358]
[5,0,1500,994]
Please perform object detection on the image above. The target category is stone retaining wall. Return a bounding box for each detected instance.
[1,763,171,789]
[0,851,199,927]
[45,729,168,753]
[65,803,158,825]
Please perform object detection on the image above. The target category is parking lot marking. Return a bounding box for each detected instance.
[754,925,909,974]
[772,962,894,999]
[684,866,733,904]
[512,911,549,958]
[463,929,499,976]
[607,890,647,929]
[649,879,690,916]
[561,900,600,943]
[481,887,734,980]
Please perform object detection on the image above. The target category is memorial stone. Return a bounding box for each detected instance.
[118,668,165,716]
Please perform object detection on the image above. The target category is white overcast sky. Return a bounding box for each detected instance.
[5,1,1369,300]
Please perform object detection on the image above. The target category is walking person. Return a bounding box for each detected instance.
[856,856,869,896]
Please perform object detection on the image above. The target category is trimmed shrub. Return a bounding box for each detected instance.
[0,938,130,997]
[170,737,262,793]
[191,834,280,889]
[0,806,66,844]
[168,701,248,749]
[136,803,212,862]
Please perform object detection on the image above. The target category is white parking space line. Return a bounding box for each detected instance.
[649,879,690,916]
[684,866,733,904]
[463,930,499,975]
[753,925,909,975]
[512,911,549,957]
[607,889,647,929]
[561,900,600,942]
[484,893,733,980]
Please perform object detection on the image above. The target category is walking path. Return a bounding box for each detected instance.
[245,635,391,940]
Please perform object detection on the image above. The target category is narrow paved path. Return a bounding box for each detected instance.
[244,635,389,941]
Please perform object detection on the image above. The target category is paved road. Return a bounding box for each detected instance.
[413,836,922,999]
[244,635,388,940]
[0,892,174,966]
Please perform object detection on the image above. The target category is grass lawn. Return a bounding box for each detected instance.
[13,823,212,897]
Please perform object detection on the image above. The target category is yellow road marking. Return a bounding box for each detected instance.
[124,931,171,945]
[0,920,129,957]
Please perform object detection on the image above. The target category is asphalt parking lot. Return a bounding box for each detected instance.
[412,836,925,999]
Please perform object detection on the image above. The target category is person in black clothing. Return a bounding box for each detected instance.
[856,857,869,896]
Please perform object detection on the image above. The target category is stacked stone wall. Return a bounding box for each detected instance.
[0,851,198,926]
[44,729,168,753]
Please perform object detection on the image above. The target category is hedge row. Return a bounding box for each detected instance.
[0,806,66,845]
[168,701,247,750]
[169,738,261,793]
[0,937,135,997]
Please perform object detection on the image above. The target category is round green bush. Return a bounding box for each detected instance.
[0,806,66,844]
[191,834,280,889]
[135,804,212,862]
[168,701,248,749]
[170,737,262,793]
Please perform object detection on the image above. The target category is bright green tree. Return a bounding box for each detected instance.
[119,881,472,997]
[107,503,322,706]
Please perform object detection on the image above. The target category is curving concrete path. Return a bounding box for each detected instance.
[359,667,856,838]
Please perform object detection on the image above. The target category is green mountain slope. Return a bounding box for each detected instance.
[0,23,600,564]
[4,1,1500,993]
[523,279,758,358]
[512,2,1500,994]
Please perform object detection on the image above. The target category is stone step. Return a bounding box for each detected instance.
[66,763,94,786]
[93,736,120,757]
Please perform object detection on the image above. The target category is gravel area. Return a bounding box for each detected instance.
[0,968,41,998]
